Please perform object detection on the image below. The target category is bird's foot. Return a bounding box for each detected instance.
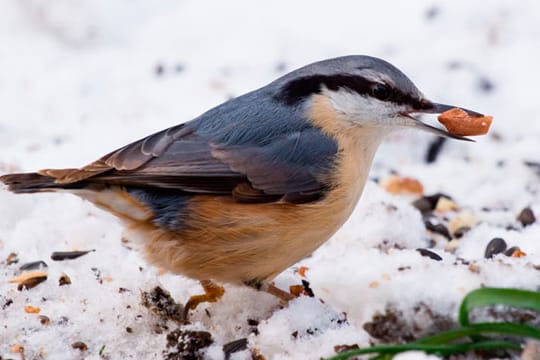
[183,279,225,319]
[262,282,296,303]
[244,279,295,304]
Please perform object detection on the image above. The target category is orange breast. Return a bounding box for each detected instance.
[139,194,347,284]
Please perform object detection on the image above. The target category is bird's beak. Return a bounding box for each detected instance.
[401,102,484,142]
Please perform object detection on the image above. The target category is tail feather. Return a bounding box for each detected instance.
[0,172,87,194]
[38,165,109,184]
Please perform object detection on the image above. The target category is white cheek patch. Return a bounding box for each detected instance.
[322,88,406,127]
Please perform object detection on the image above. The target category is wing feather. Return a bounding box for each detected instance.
[40,92,339,203]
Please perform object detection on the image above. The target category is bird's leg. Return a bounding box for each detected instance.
[245,280,295,303]
[263,282,296,302]
[183,279,225,319]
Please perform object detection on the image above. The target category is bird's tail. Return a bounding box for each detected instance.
[0,172,87,194]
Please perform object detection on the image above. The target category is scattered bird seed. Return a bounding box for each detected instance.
[485,238,507,259]
[251,348,265,360]
[382,175,423,195]
[39,315,50,326]
[513,249,527,257]
[506,224,520,231]
[453,226,471,239]
[297,266,309,277]
[504,246,522,257]
[416,248,443,261]
[412,193,453,214]
[18,276,47,291]
[424,220,452,240]
[302,279,315,297]
[9,271,48,284]
[72,341,88,351]
[6,252,19,265]
[517,207,536,226]
[412,197,432,214]
[9,271,48,291]
[524,160,540,175]
[468,263,481,273]
[50,250,95,261]
[10,344,24,355]
[24,305,40,314]
[3,298,13,310]
[425,137,447,163]
[19,260,48,271]
[91,267,101,280]
[448,212,475,235]
[435,196,458,213]
[444,239,460,253]
[58,273,71,286]
[223,338,248,359]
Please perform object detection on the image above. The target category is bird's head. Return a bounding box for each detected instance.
[274,55,482,141]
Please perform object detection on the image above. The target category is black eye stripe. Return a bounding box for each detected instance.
[275,74,423,109]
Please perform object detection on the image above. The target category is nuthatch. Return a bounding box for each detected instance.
[1,55,482,316]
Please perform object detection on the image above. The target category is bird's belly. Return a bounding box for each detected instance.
[128,190,360,284]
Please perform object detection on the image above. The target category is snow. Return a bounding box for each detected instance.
[1,0,540,359]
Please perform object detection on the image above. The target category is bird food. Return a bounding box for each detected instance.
[382,175,424,195]
[437,108,493,136]
[8,271,48,290]
[50,249,95,261]
[24,305,41,314]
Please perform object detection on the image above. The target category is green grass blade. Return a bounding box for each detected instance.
[414,322,540,345]
[328,287,540,360]
[328,340,522,360]
[459,288,540,326]
[368,354,392,360]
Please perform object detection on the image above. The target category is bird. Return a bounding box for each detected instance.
[0,55,482,318]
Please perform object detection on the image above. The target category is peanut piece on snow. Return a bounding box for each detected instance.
[382,175,424,195]
[435,197,459,213]
[24,305,41,314]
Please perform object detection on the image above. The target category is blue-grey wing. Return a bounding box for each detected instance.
[63,89,339,203]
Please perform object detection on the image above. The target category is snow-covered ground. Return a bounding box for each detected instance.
[1,1,539,359]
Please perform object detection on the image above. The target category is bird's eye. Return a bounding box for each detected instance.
[371,84,391,101]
